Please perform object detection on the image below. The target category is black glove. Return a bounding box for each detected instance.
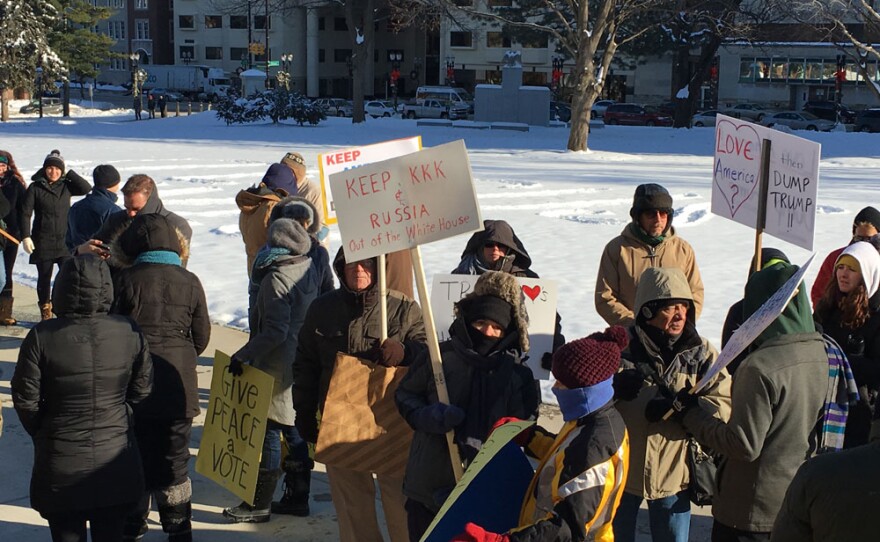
[409,403,466,434]
[295,412,319,444]
[613,369,644,401]
[541,352,553,371]
[645,388,699,423]
[846,334,866,357]
[228,355,246,377]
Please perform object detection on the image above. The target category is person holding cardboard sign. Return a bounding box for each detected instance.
[395,271,539,541]
[293,247,427,542]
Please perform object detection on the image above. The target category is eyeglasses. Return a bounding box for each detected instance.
[642,209,669,218]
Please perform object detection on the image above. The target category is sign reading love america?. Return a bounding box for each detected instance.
[711,114,820,250]
[430,274,558,380]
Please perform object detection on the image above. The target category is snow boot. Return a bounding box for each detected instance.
[223,468,282,523]
[39,302,53,321]
[157,479,193,542]
[0,297,16,325]
[271,459,313,516]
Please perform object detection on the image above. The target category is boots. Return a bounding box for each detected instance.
[271,459,313,516]
[0,297,15,325]
[157,479,193,542]
[223,468,282,523]
[39,302,52,321]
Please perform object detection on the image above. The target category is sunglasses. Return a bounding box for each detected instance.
[641,209,669,218]
[483,242,508,250]
[345,259,375,270]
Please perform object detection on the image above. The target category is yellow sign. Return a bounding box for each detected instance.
[195,350,273,505]
[248,42,265,55]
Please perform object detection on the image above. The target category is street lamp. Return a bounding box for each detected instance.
[835,54,846,124]
[388,51,402,110]
[129,52,140,97]
[35,65,44,119]
[277,53,292,90]
[445,55,455,85]
[181,50,192,65]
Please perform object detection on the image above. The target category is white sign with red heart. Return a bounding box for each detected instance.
[429,274,558,380]
[711,114,820,250]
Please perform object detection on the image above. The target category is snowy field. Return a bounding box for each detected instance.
[1,107,878,350]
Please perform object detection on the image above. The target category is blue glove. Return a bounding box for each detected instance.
[409,403,466,434]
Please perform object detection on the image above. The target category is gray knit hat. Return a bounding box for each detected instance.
[43,149,65,171]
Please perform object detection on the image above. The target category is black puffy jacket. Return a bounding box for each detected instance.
[21,170,91,262]
[111,214,210,419]
[11,255,152,514]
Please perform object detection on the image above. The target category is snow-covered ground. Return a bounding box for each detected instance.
[0,109,878,350]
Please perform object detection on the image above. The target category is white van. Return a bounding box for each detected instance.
[415,86,474,113]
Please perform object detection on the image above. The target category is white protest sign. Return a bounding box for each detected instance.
[711,114,820,250]
[330,140,483,261]
[318,136,422,225]
[430,274,557,379]
[695,254,815,391]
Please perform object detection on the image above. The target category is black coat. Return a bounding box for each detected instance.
[1,172,27,240]
[111,215,210,419]
[11,255,152,515]
[21,170,91,262]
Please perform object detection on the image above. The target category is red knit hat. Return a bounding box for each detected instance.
[552,326,629,389]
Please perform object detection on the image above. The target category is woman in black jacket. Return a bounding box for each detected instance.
[111,213,210,542]
[0,150,28,325]
[11,255,152,542]
[814,240,880,447]
[21,150,91,319]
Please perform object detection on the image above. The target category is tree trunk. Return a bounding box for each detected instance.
[1,92,8,122]
[63,80,70,117]
[346,0,373,124]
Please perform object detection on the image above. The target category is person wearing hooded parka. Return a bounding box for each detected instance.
[111,213,210,542]
[12,255,152,542]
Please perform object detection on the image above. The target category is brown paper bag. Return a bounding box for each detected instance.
[315,352,413,476]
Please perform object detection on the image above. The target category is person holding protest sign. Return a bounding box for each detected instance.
[660,261,827,542]
[111,214,210,542]
[395,271,540,542]
[236,163,297,277]
[610,267,730,542]
[12,255,152,542]
[810,206,880,308]
[222,216,321,523]
[452,326,630,542]
[595,183,704,327]
[814,241,880,448]
[293,247,427,542]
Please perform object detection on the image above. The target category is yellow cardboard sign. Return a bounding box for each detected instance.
[195,350,274,505]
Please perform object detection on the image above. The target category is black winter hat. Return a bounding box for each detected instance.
[462,294,513,330]
[92,164,120,189]
[43,149,65,171]
[261,163,297,196]
[853,206,880,234]
[630,183,674,220]
[120,213,182,258]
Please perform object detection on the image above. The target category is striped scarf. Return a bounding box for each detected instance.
[818,335,860,453]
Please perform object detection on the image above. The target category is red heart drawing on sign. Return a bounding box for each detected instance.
[714,119,762,217]
[522,285,541,301]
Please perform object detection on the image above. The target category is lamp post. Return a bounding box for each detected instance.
[35,65,43,119]
[346,55,353,99]
[551,56,564,96]
[388,51,402,110]
[835,54,846,124]
[181,50,192,66]
[278,53,292,90]
[411,56,422,85]
[445,55,455,85]
[129,52,140,97]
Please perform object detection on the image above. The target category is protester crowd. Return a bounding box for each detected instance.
[2,145,879,542]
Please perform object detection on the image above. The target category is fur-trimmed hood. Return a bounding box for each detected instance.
[269,196,321,236]
[109,213,190,268]
[267,217,311,255]
[454,270,529,353]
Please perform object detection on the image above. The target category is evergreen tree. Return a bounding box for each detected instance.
[50,0,117,99]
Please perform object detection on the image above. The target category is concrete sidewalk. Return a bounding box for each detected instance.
[0,281,712,541]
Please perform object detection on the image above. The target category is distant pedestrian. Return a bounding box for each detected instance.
[147,94,155,119]
[134,95,142,120]
[11,255,152,542]
[158,94,167,118]
[0,150,27,325]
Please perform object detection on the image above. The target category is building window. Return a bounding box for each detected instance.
[334,17,347,31]
[787,59,805,80]
[205,15,222,29]
[452,0,473,5]
[254,15,270,30]
[487,0,512,5]
[178,15,194,29]
[318,49,325,63]
[136,19,150,40]
[450,31,473,48]
[231,47,248,63]
[770,59,788,82]
[520,34,548,48]
[108,57,127,71]
[135,0,148,9]
[334,49,352,63]
[107,21,126,39]
[230,15,247,29]
[179,45,195,59]
[486,32,511,48]
[318,17,325,31]
[804,59,823,82]
[205,46,223,60]
[112,0,122,7]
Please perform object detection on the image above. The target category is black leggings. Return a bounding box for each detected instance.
[46,503,133,542]
[35,256,69,305]
[2,242,16,298]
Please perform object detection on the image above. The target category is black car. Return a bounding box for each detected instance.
[855,109,880,133]
[802,100,856,123]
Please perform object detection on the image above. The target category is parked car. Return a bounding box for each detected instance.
[691,110,721,127]
[364,100,396,118]
[313,98,350,116]
[603,103,673,126]
[802,100,856,123]
[403,99,468,120]
[19,97,63,115]
[855,108,880,133]
[762,111,836,131]
[147,88,185,102]
[550,101,571,122]
[590,99,616,119]
[722,103,775,122]
[335,100,354,117]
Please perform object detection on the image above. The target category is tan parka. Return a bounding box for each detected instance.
[236,186,288,277]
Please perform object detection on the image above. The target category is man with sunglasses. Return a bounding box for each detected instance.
[596,183,704,327]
